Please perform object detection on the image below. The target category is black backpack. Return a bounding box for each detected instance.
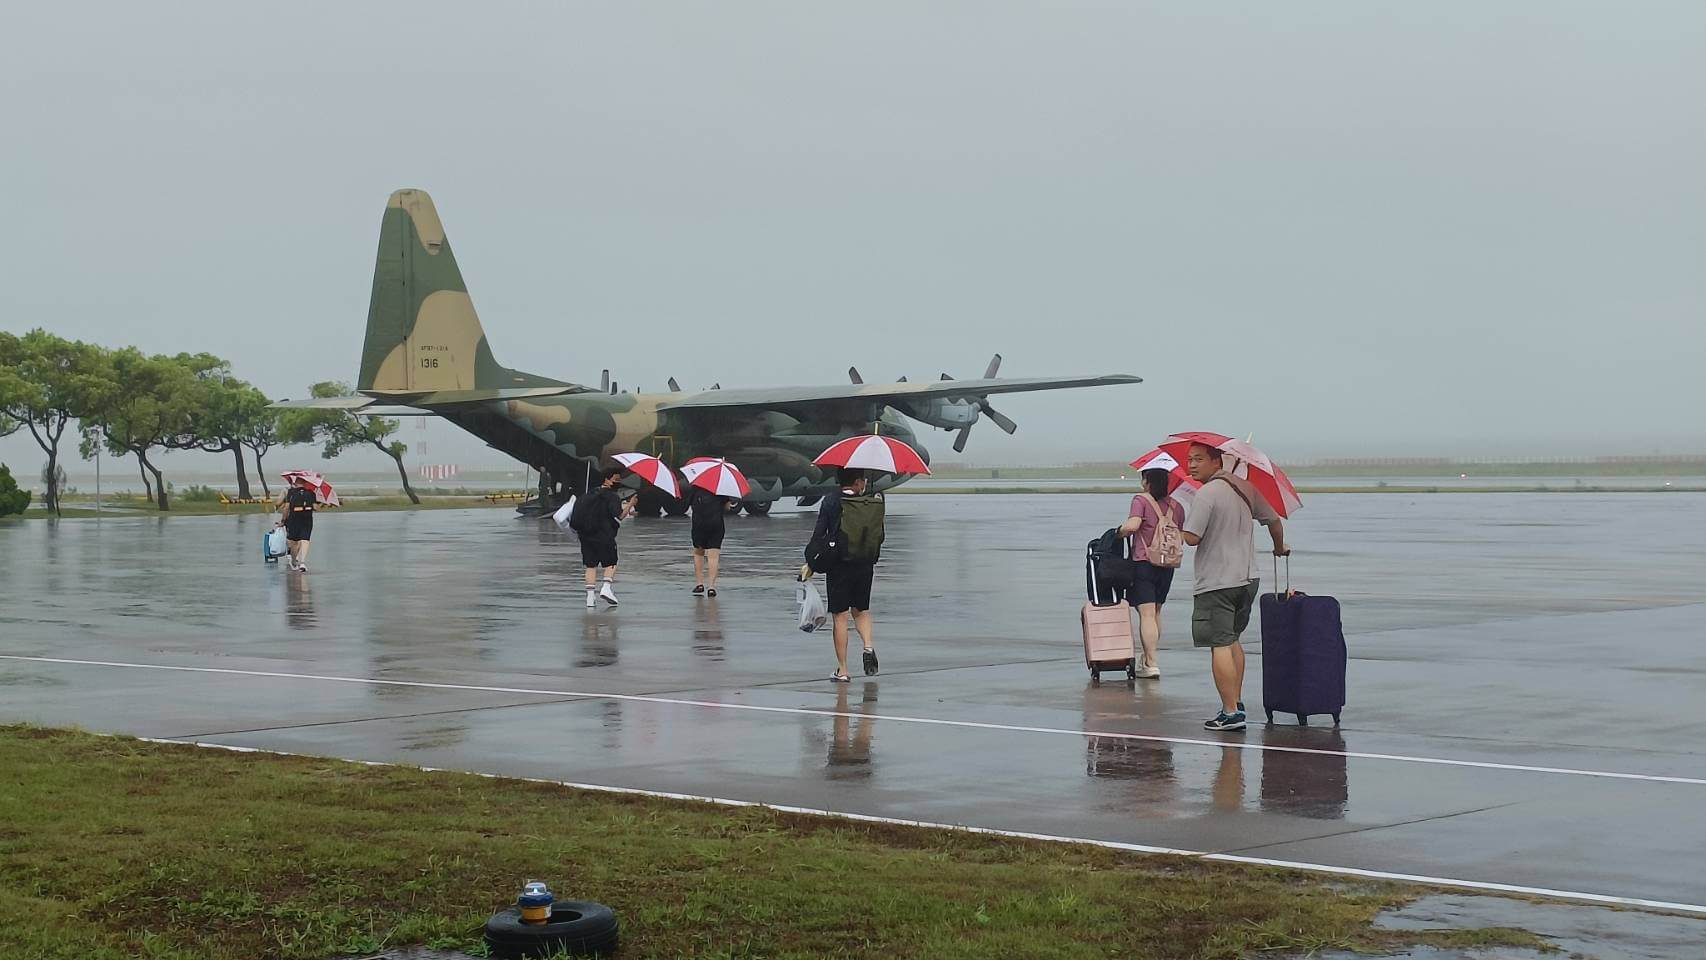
[1087,527,1134,596]
[568,491,598,535]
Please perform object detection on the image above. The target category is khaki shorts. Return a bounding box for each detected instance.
[1192,581,1260,648]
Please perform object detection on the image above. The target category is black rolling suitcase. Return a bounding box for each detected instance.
[1260,558,1346,725]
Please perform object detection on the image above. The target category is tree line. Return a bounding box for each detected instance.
[0,329,421,515]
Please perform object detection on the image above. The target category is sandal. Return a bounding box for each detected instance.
[692,585,706,596]
[829,673,851,683]
[706,587,718,598]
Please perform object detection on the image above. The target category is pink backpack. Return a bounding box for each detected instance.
[1140,494,1184,569]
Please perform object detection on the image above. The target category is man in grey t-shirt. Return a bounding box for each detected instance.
[1182,442,1288,732]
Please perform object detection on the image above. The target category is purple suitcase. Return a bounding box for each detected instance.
[1259,560,1346,725]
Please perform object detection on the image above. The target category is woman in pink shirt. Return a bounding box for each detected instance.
[1117,468,1187,679]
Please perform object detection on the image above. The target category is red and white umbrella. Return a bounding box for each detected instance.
[813,435,931,475]
[279,470,340,507]
[1128,448,1202,503]
[611,453,681,499]
[680,457,752,499]
[1157,431,1301,517]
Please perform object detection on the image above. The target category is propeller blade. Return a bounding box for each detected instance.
[848,366,863,384]
[983,353,1002,379]
[953,425,972,453]
[982,403,1018,434]
[668,377,681,392]
[611,381,619,395]
[896,375,908,383]
[600,369,610,392]
[940,373,953,381]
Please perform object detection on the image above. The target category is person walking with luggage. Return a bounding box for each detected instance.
[802,468,884,682]
[1117,467,1186,679]
[1182,442,1287,731]
[572,466,635,608]
[689,485,731,597]
[275,475,318,573]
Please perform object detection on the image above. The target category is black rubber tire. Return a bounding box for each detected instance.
[483,903,620,958]
[741,499,772,516]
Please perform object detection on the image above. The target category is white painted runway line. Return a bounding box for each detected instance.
[7,654,1705,786]
[136,734,1706,917]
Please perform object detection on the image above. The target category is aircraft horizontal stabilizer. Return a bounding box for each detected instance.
[271,385,586,412]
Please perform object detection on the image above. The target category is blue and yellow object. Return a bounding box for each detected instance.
[518,880,553,925]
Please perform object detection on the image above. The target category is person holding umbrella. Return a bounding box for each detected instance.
[274,472,327,573]
[1116,451,1195,679]
[576,464,637,608]
[803,434,927,681]
[1176,439,1290,731]
[680,458,751,598]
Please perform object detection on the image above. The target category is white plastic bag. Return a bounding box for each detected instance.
[552,495,577,532]
[264,526,287,560]
[796,580,828,633]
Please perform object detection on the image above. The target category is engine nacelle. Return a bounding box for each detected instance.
[897,397,979,430]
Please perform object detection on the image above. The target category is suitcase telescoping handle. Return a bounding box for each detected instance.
[1274,554,1292,600]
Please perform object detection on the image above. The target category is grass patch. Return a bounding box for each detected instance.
[0,727,1555,959]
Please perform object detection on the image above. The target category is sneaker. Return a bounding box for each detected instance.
[692,584,706,596]
[296,564,309,574]
[1134,661,1160,679]
[829,672,851,683]
[585,588,597,609]
[599,582,620,606]
[862,647,879,676]
[1204,711,1247,732]
[706,587,717,598]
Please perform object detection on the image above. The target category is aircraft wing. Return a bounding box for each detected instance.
[657,374,1141,412]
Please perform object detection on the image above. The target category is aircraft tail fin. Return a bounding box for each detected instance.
[357,189,566,395]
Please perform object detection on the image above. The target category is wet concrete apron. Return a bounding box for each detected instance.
[4,493,1705,933]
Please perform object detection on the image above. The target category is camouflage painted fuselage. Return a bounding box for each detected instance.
[445,392,921,500]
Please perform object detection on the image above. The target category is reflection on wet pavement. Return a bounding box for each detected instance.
[823,682,878,780]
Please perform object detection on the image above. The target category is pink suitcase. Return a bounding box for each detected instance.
[1082,600,1137,683]
[1082,543,1136,683]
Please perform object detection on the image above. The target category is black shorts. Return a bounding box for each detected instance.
[284,518,312,542]
[825,562,875,615]
[580,538,618,568]
[1125,561,1175,607]
[691,524,725,551]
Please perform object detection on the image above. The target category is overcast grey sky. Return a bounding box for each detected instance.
[3,2,1702,476]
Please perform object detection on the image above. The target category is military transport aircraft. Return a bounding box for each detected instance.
[277,189,1141,515]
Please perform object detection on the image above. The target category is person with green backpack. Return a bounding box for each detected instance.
[802,468,886,682]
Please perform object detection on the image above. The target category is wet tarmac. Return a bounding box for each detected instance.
[4,493,1706,935]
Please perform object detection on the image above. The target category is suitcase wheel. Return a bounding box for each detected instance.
[1264,709,1274,724]
[1125,662,1136,681]
[1297,714,1309,727]
[1090,669,1100,684]
[1331,712,1341,726]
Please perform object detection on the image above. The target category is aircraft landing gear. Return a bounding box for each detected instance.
[741,500,773,517]
[636,488,686,518]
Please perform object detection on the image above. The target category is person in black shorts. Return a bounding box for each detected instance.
[688,486,731,597]
[803,468,882,682]
[1116,468,1187,679]
[276,477,317,572]
[577,467,634,608]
